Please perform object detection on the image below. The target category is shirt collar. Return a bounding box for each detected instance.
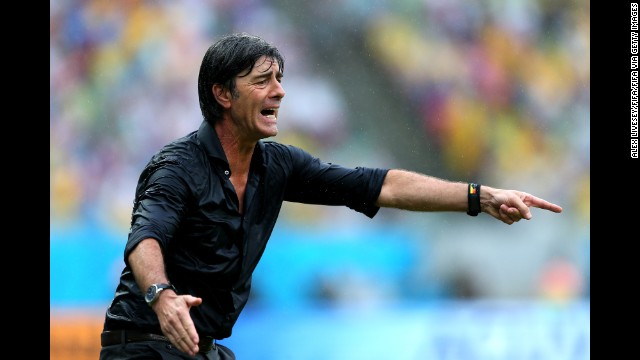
[196,120,267,171]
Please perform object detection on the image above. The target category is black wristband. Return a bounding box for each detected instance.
[467,183,481,216]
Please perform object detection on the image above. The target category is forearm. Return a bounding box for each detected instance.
[128,238,171,291]
[375,169,469,212]
[128,237,200,355]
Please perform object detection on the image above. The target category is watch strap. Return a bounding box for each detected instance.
[466,183,481,216]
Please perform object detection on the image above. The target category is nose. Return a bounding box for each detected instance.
[271,80,285,100]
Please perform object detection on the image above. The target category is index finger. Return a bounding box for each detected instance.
[525,195,563,213]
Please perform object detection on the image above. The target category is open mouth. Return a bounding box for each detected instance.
[261,108,277,119]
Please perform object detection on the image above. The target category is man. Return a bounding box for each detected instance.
[99,33,562,359]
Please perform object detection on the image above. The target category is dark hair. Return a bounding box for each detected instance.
[197,33,285,124]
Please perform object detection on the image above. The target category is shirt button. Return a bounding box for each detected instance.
[224,170,230,176]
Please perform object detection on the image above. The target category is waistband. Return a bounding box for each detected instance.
[101,330,216,353]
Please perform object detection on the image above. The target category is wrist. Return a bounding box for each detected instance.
[466,183,481,216]
[145,283,177,307]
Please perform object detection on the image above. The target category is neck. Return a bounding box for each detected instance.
[214,121,255,172]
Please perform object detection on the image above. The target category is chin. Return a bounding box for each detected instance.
[264,126,278,138]
[257,130,278,140]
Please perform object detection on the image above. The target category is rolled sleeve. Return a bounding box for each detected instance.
[281,144,389,218]
[124,158,192,264]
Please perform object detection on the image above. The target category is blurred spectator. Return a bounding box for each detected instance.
[537,257,584,302]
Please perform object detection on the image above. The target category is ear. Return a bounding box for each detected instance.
[212,84,232,109]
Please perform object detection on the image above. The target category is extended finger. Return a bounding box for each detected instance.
[177,314,200,354]
[526,196,563,213]
[177,334,198,356]
[168,330,198,356]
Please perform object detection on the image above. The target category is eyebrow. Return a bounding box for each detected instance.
[252,70,283,80]
[253,71,271,80]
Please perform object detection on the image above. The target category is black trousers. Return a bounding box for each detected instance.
[99,341,236,360]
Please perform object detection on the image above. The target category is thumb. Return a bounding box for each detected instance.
[183,295,203,308]
[510,196,532,220]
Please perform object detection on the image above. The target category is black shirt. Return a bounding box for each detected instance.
[103,120,389,339]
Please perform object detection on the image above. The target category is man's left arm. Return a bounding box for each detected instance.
[375,169,563,225]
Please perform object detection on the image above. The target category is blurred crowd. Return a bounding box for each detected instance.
[50,0,589,302]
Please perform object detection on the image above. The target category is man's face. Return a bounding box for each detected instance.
[230,56,285,142]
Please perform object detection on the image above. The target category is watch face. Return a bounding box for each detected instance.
[145,283,174,306]
[145,285,157,303]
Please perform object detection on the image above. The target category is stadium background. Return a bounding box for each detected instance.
[50,0,590,359]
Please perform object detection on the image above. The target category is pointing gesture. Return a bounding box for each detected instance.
[483,186,563,225]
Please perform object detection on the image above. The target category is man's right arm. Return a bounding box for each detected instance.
[128,238,203,356]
